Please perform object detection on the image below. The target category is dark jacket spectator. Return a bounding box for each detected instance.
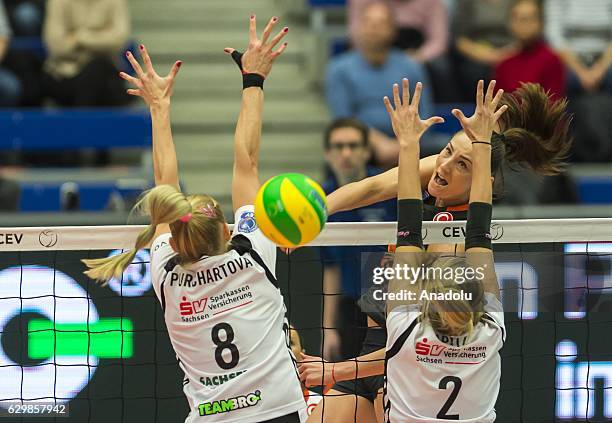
[453,0,516,101]
[327,1,433,167]
[42,0,130,106]
[319,118,396,360]
[494,0,565,99]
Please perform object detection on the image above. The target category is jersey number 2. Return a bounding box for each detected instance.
[436,376,462,420]
[212,323,239,370]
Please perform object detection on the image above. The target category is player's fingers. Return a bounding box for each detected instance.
[402,78,409,106]
[139,44,155,75]
[452,108,468,125]
[485,79,496,103]
[491,88,504,110]
[476,79,484,108]
[411,82,423,112]
[392,83,401,109]
[261,16,278,44]
[383,96,394,116]
[249,14,257,43]
[268,26,289,50]
[118,71,141,87]
[223,47,235,55]
[126,89,143,97]
[168,61,182,80]
[271,42,288,58]
[424,116,445,127]
[493,104,509,121]
[125,51,145,78]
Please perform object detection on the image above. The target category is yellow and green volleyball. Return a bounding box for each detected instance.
[254,173,328,247]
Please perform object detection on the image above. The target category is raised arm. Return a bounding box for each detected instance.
[385,80,443,312]
[326,154,438,215]
[120,46,182,241]
[224,16,288,212]
[121,46,181,189]
[452,80,507,298]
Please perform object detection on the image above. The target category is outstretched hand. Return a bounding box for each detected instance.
[120,45,181,108]
[383,79,444,147]
[452,80,508,142]
[224,15,288,79]
[298,354,335,388]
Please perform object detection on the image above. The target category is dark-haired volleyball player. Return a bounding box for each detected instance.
[83,17,308,423]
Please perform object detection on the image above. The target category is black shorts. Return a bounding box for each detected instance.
[332,326,386,403]
[260,411,300,423]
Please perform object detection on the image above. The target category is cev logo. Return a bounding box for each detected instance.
[107,249,152,297]
[0,266,133,408]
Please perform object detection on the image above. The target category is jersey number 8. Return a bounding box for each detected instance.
[212,322,239,370]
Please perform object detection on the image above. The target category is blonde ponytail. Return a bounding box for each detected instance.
[82,185,191,283]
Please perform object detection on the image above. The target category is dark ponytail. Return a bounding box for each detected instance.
[492,83,572,176]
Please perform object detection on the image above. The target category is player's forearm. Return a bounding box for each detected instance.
[333,348,385,380]
[150,103,179,189]
[327,167,398,215]
[468,143,492,205]
[397,141,421,200]
[234,87,264,169]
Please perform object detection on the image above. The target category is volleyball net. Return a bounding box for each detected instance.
[0,219,611,422]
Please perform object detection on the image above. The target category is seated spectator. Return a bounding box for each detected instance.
[326,1,433,167]
[348,0,455,101]
[42,0,130,107]
[0,175,20,210]
[544,0,612,96]
[0,1,21,106]
[320,118,396,360]
[453,0,516,101]
[494,0,565,100]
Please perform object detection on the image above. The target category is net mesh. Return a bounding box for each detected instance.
[0,221,611,422]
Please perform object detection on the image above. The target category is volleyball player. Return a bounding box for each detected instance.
[325,81,573,227]
[299,78,571,421]
[83,16,307,423]
[383,78,505,422]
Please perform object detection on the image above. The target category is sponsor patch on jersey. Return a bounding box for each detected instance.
[199,370,247,388]
[433,211,453,222]
[237,211,257,233]
[198,390,262,416]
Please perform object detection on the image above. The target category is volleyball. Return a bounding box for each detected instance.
[254,173,328,247]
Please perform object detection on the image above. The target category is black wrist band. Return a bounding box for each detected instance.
[242,73,265,89]
[471,141,491,146]
[396,199,424,249]
[231,50,265,90]
[465,202,493,250]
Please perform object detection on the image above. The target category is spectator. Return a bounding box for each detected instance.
[453,0,516,101]
[42,0,130,106]
[319,118,396,360]
[326,1,433,167]
[544,0,612,95]
[0,1,21,106]
[0,175,19,210]
[494,0,565,100]
[348,0,455,101]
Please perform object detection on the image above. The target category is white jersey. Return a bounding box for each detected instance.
[150,205,305,423]
[384,293,505,423]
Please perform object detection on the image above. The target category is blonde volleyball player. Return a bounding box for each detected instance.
[383,79,505,422]
[83,16,307,423]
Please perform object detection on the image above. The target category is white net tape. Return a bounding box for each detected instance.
[2,218,612,251]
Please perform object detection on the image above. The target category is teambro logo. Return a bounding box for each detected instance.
[198,390,262,416]
[237,211,257,233]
